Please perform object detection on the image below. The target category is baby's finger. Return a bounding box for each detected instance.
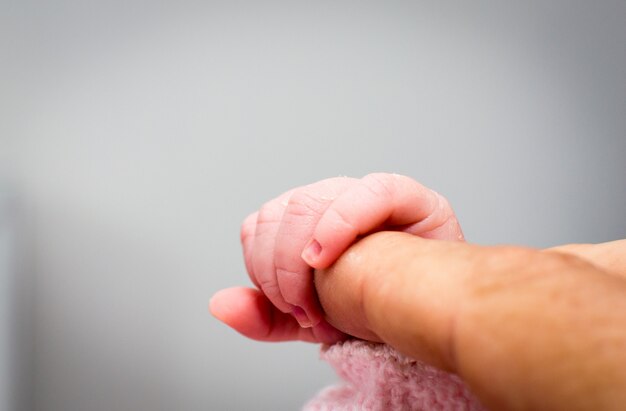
[252,190,294,313]
[302,173,443,269]
[210,287,317,342]
[210,287,345,343]
[274,177,356,327]
[240,211,259,288]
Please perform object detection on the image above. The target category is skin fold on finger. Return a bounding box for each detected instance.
[314,232,626,411]
[274,177,356,327]
[403,191,465,242]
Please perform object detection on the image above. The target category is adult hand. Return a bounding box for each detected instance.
[314,232,626,411]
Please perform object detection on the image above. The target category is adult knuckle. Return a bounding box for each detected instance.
[464,247,557,299]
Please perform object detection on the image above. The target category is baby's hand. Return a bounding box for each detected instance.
[240,173,464,332]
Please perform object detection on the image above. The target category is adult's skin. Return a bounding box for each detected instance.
[314,232,626,411]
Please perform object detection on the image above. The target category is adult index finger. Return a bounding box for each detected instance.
[315,232,626,411]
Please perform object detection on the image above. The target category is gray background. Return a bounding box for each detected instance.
[1,1,625,410]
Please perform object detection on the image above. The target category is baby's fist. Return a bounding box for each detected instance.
[241,173,464,332]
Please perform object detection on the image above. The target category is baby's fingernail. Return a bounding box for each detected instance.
[302,239,322,265]
[292,306,313,328]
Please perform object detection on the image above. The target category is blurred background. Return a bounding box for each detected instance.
[1,1,625,410]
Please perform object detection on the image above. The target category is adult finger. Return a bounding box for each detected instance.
[315,232,626,411]
[274,177,356,327]
[548,239,626,279]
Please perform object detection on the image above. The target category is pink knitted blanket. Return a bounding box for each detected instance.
[303,340,486,411]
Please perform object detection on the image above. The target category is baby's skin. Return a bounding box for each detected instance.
[212,173,464,343]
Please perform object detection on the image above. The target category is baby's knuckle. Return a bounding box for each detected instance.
[287,191,324,217]
[258,278,281,299]
[363,173,396,199]
[240,223,254,243]
[327,206,358,234]
[256,203,282,227]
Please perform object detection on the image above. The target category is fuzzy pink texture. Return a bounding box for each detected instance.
[303,340,486,411]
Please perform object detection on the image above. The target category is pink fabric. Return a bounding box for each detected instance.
[303,340,486,411]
